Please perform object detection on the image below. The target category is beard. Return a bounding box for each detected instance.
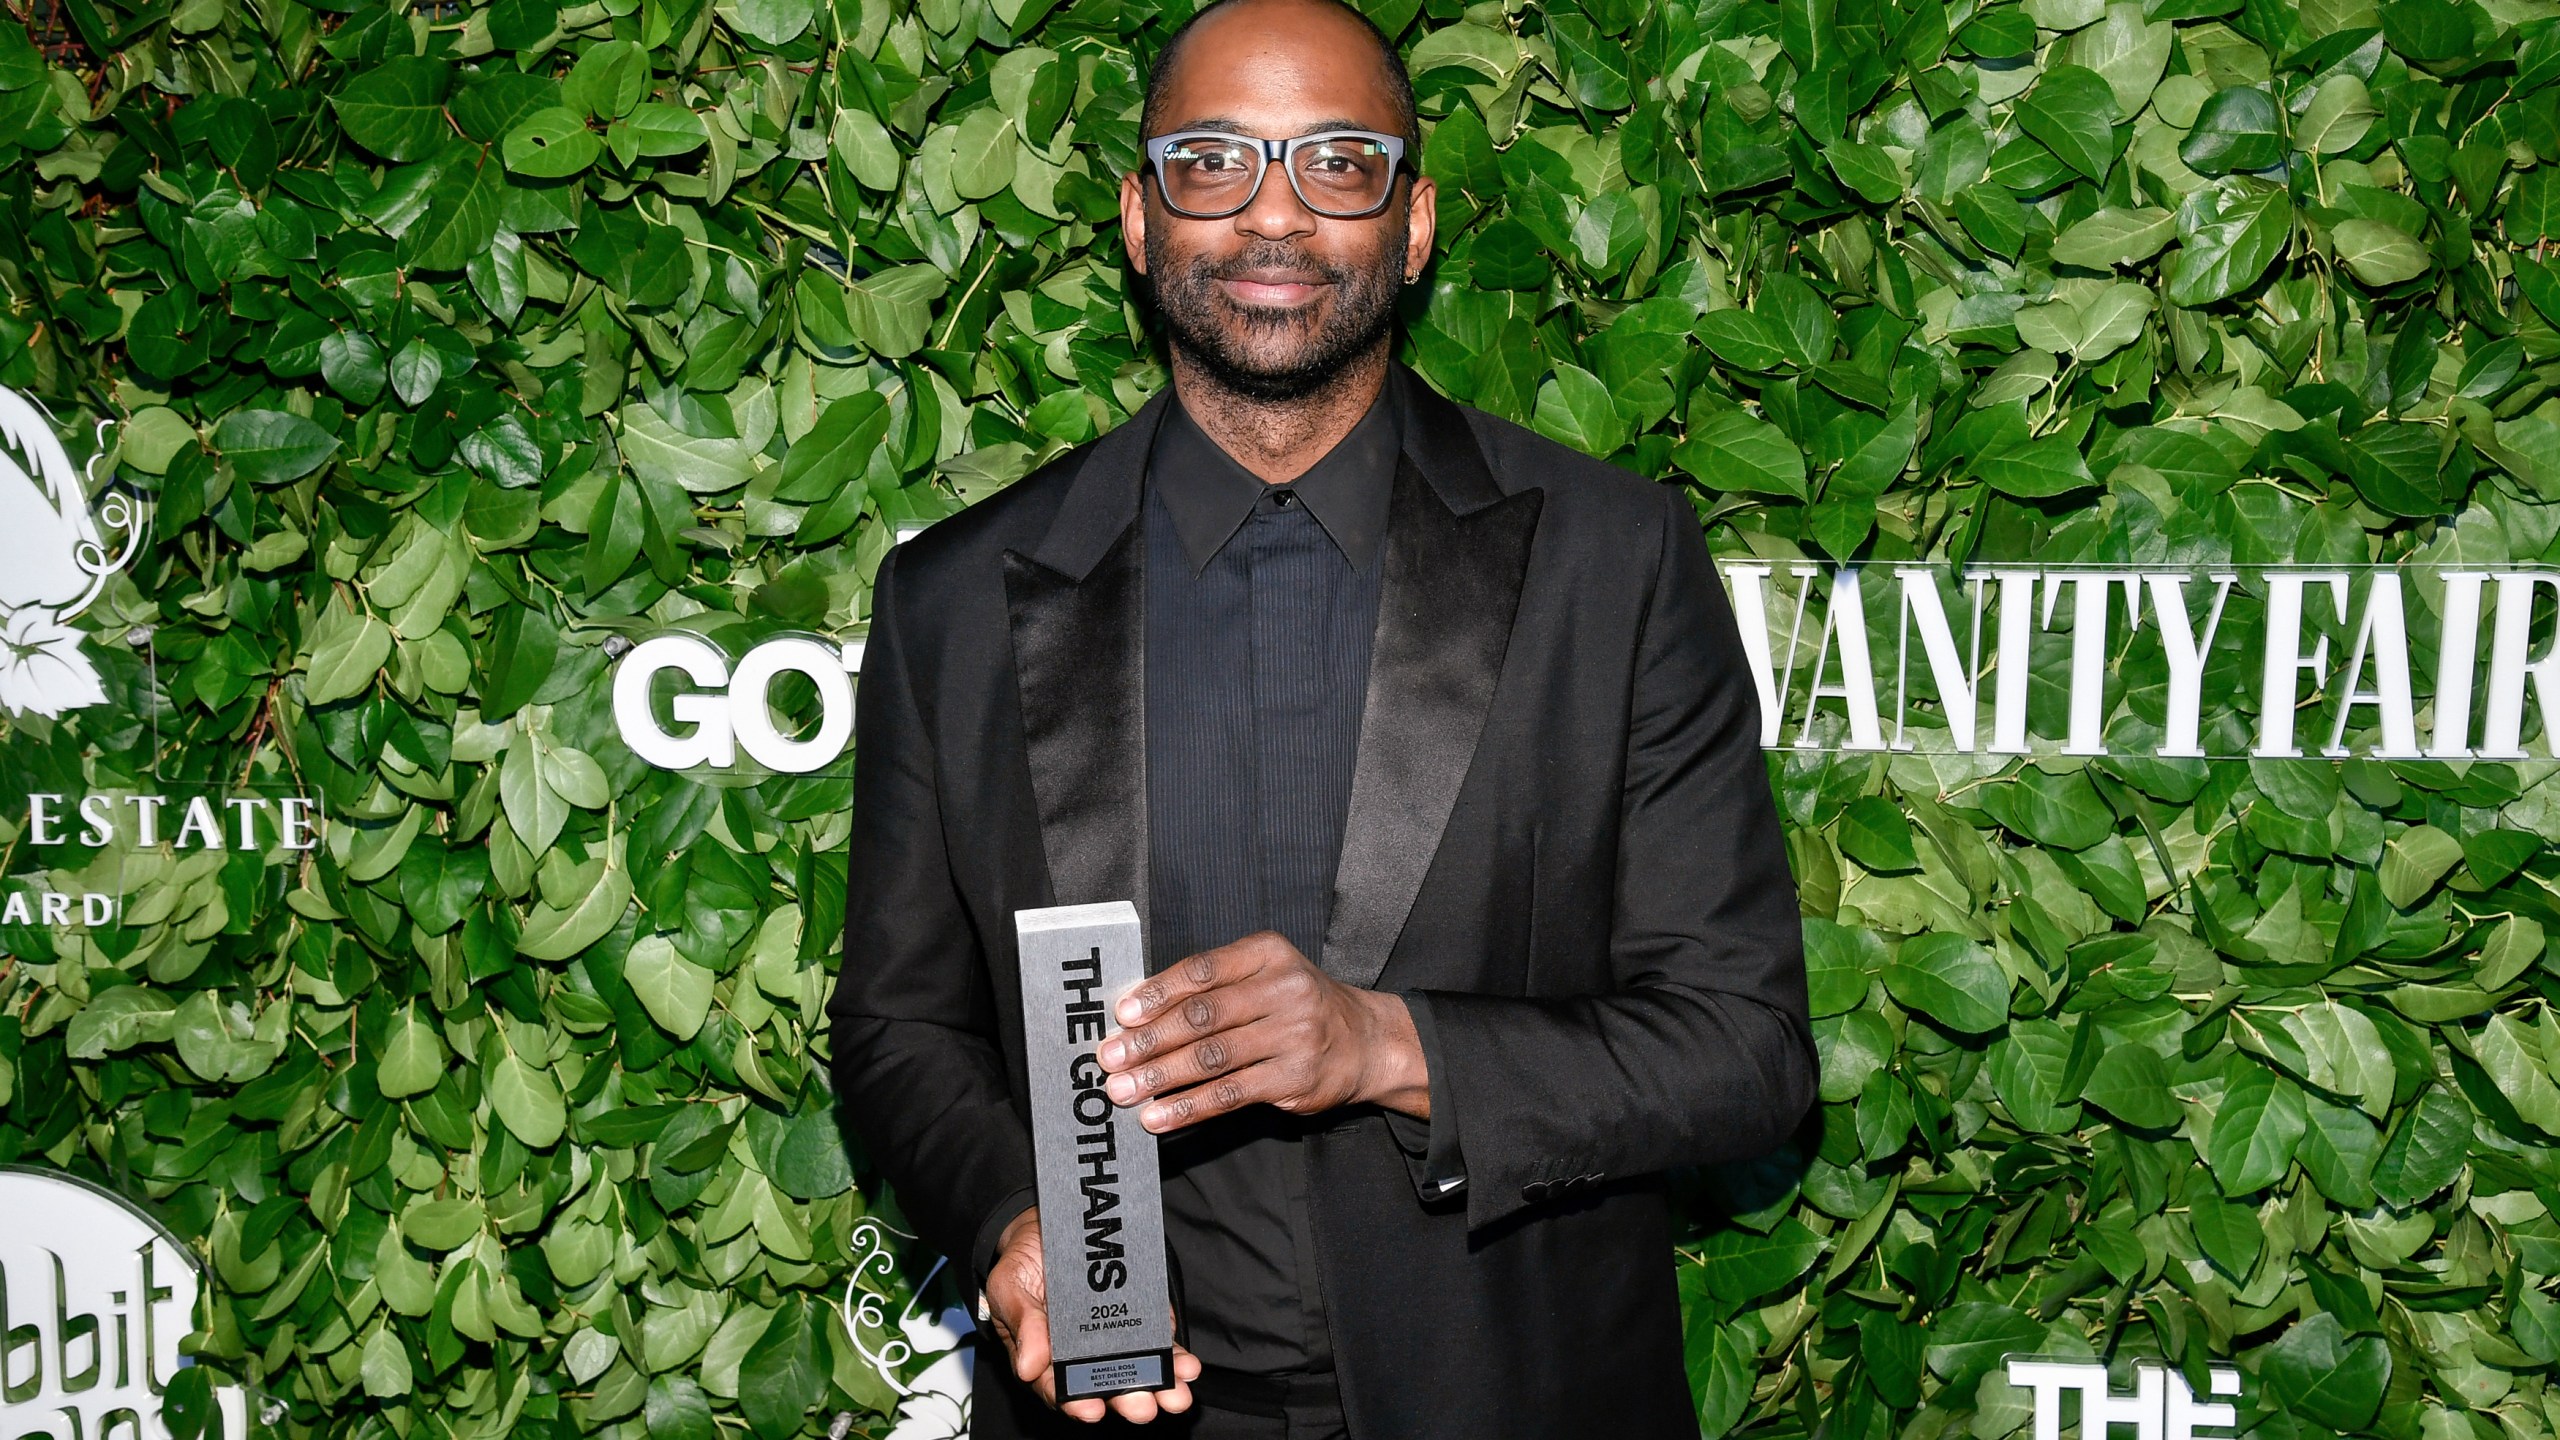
[1145,221,1407,403]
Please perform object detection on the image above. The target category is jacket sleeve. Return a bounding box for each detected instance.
[827,544,1039,1292]
[1414,483,1818,1233]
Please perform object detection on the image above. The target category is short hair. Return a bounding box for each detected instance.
[1138,0,1420,152]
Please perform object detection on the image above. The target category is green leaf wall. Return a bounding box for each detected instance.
[6,0,2560,1437]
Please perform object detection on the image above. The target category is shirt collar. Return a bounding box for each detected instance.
[1148,370,1404,575]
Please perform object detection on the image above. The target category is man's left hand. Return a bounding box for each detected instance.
[1097,932,1429,1133]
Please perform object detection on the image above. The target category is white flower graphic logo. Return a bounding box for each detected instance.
[0,383,144,719]
[0,607,109,717]
[842,1221,976,1440]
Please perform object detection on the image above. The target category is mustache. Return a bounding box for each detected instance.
[1186,244,1352,290]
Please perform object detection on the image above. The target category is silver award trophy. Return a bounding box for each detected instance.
[1014,901,1177,1401]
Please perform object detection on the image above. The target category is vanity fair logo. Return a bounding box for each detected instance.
[1732,564,2560,759]
[0,1167,246,1440]
[2005,1356,2241,1440]
[0,385,144,719]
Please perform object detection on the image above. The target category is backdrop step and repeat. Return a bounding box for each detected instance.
[4,0,2560,1436]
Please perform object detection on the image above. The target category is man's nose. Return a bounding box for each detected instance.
[1235,162,1318,242]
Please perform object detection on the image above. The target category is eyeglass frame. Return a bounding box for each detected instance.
[1139,129,1413,220]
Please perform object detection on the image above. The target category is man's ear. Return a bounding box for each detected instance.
[1403,173,1438,283]
[1120,171,1150,277]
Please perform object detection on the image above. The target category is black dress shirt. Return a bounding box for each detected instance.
[1141,373,1462,1382]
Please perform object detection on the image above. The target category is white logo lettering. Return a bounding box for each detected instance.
[2006,1356,2239,1440]
[1731,564,2560,759]
[612,634,864,774]
[0,1168,245,1440]
[0,385,145,718]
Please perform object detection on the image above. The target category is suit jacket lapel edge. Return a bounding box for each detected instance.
[1322,447,1543,990]
[1003,393,1172,917]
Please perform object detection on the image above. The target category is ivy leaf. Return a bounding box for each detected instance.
[1979,768,2113,847]
[2050,206,2174,269]
[1697,1217,1827,1302]
[487,1047,566,1149]
[1882,934,2010,1033]
[2332,220,2430,286]
[625,935,715,1040]
[216,409,339,483]
[333,58,452,162]
[478,605,558,723]
[2179,86,2283,174]
[1696,309,1795,372]
[504,107,602,177]
[2013,66,2120,181]
[736,1297,827,1440]
[398,149,508,272]
[1837,796,1919,872]
[1758,273,1836,368]
[1532,364,1629,456]
[2079,1045,2178,1128]
[2164,188,2292,307]
[389,338,444,408]
[646,1377,718,1440]
[379,1007,448,1097]
[2380,824,2463,907]
[2205,1059,2309,1194]
[1824,142,1903,203]
[2476,1014,2560,1136]
[841,266,949,358]
[2296,75,2377,156]
[360,1326,414,1398]
[305,609,392,706]
[1676,409,1807,498]
[1803,918,1886,1018]
[618,102,707,159]
[564,39,648,120]
[2258,1314,2389,1431]
[516,862,633,960]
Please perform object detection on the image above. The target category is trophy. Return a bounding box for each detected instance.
[1014,901,1177,1401]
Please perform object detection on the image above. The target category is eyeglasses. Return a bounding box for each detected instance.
[1141,129,1410,220]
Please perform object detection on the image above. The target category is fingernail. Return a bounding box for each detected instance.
[1106,1074,1136,1103]
[1100,1039,1123,1066]
[1117,997,1142,1022]
[1140,1105,1166,1130]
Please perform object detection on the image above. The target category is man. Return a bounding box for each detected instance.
[826,0,1816,1434]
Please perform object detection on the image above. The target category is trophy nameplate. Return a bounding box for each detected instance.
[1015,901,1176,1401]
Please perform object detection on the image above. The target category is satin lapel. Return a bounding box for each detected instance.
[1001,394,1168,914]
[1320,455,1543,989]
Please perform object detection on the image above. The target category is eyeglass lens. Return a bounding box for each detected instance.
[1158,135,1396,217]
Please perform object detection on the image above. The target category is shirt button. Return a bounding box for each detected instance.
[1271,490,1297,508]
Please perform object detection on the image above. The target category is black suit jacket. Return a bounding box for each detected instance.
[827,369,1817,1440]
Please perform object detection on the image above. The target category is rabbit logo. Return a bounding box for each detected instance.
[0,384,145,719]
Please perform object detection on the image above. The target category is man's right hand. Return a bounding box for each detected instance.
[982,1208,1202,1424]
